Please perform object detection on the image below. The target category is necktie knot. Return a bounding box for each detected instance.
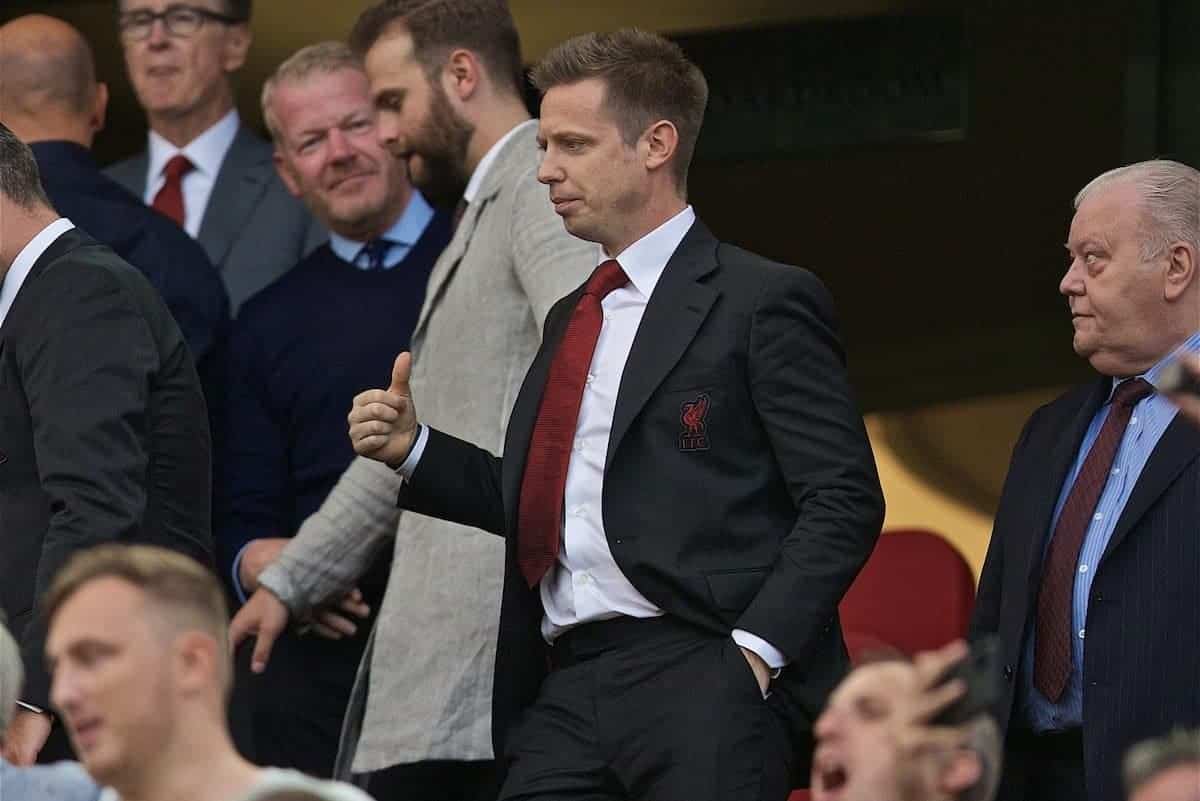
[1112,377,1154,408]
[586,259,628,299]
[162,154,194,182]
[360,238,394,270]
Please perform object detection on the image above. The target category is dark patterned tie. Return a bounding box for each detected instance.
[1033,377,1155,702]
[359,239,393,270]
[151,154,194,228]
[517,259,629,587]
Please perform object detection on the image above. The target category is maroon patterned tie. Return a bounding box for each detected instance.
[1033,377,1155,702]
[517,259,628,587]
[152,154,194,228]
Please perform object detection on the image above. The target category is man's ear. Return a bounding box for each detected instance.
[444,48,482,102]
[273,150,302,198]
[222,23,252,73]
[174,631,221,695]
[92,82,110,135]
[642,119,678,175]
[939,751,983,796]
[1164,241,1197,302]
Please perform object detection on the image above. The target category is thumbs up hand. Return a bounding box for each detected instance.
[349,351,420,467]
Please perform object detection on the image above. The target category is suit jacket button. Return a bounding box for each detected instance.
[1003,665,1014,682]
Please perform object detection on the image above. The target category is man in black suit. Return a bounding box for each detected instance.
[970,159,1200,801]
[0,123,212,767]
[0,13,229,370]
[346,29,883,801]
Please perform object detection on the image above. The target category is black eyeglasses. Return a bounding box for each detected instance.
[119,5,245,41]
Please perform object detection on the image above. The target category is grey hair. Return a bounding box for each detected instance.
[957,715,1003,801]
[0,615,25,734]
[261,41,364,142]
[1124,729,1200,795]
[1074,159,1200,261]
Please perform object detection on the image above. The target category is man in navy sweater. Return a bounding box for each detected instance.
[0,14,230,372]
[215,41,451,776]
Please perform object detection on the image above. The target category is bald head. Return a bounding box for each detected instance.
[0,15,107,146]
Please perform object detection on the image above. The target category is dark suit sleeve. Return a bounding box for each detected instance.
[736,265,885,663]
[15,267,159,706]
[213,318,290,590]
[969,412,1037,641]
[397,427,507,536]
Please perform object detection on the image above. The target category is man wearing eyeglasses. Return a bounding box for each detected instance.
[107,0,324,314]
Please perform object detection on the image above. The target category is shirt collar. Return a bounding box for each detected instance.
[1109,330,1200,396]
[0,218,75,326]
[462,120,533,204]
[599,205,697,300]
[147,108,240,181]
[328,190,435,263]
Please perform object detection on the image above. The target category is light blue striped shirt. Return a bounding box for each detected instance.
[1021,330,1200,731]
[327,190,434,270]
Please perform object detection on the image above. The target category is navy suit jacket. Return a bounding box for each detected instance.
[971,378,1200,801]
[31,141,229,365]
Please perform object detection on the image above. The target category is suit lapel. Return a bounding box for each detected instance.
[1099,414,1200,565]
[1019,378,1111,597]
[411,195,489,342]
[605,221,720,468]
[196,126,273,269]
[411,122,537,343]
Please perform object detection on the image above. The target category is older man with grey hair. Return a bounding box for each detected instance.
[970,158,1200,801]
[1124,730,1200,801]
[0,616,100,800]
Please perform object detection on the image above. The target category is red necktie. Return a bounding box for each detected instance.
[152,154,194,228]
[1033,377,1154,701]
[517,259,629,587]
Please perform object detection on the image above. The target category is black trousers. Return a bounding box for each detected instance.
[498,617,793,801]
[367,759,501,801]
[997,727,1087,801]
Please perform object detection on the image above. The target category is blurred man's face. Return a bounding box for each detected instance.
[811,661,914,801]
[1061,180,1173,377]
[365,28,472,208]
[47,578,175,786]
[1130,764,1200,801]
[271,67,409,238]
[537,77,648,255]
[119,0,248,123]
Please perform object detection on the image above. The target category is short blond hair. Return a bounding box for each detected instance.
[261,41,364,141]
[46,545,231,691]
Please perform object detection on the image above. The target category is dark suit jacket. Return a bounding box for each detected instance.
[0,228,213,707]
[399,219,884,770]
[106,124,326,314]
[970,379,1200,801]
[31,140,229,366]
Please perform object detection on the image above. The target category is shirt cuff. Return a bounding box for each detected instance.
[394,424,429,480]
[732,629,788,672]
[231,542,253,605]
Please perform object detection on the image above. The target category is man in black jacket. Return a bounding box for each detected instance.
[347,29,883,801]
[0,123,212,766]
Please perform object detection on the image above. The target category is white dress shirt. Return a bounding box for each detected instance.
[144,108,240,238]
[401,205,787,670]
[0,218,75,327]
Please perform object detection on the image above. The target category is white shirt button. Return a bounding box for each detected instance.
[586,374,595,385]
[1111,468,1120,475]
[1078,629,1086,640]
[573,440,584,452]
[1093,513,1103,521]
[1079,564,1088,573]
[1130,417,1139,425]
[576,572,592,585]
[570,505,585,517]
